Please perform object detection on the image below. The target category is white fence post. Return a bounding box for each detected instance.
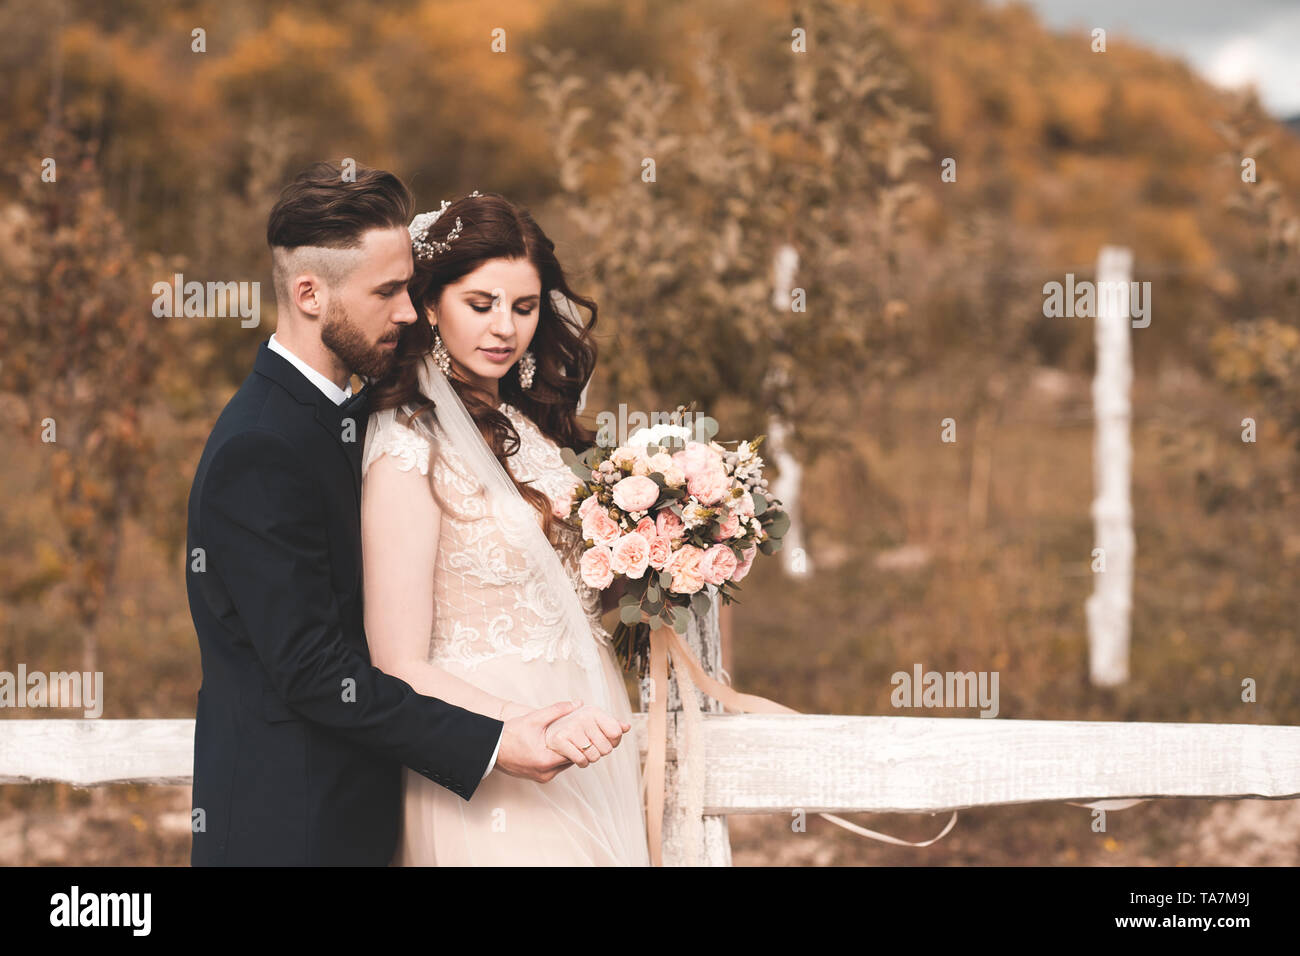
[1086,245,1135,687]
[769,243,811,576]
[639,596,732,865]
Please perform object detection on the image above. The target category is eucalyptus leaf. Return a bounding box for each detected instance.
[690,590,711,617]
[693,416,719,442]
[619,604,642,625]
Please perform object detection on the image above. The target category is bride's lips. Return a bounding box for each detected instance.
[478,346,514,364]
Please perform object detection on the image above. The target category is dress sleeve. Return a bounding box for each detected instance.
[363,407,434,478]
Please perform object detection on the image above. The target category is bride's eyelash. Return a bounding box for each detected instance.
[469,303,534,315]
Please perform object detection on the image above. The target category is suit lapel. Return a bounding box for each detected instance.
[254,341,367,506]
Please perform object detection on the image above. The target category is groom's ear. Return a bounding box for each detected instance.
[292,273,326,318]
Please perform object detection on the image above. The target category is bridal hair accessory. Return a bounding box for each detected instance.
[409,190,482,260]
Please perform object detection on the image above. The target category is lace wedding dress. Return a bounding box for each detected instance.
[361,400,651,866]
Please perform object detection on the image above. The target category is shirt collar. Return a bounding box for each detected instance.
[267,333,354,406]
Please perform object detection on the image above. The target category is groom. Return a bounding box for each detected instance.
[186,162,579,866]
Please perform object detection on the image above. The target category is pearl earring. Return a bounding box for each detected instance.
[431,327,452,376]
[517,350,536,390]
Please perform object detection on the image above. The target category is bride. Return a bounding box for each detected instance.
[359,190,651,866]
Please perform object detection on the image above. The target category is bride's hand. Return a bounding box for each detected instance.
[544,704,632,768]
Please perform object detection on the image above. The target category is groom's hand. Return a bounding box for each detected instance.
[495,700,585,782]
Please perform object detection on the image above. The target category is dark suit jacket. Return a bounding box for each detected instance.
[185,340,503,866]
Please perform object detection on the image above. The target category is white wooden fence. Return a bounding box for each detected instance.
[3,714,1298,863]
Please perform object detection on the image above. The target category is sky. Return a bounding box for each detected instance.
[1002,0,1300,117]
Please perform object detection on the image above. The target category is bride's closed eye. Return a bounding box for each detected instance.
[469,303,533,316]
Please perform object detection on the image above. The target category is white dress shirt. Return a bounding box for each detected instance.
[265,333,503,780]
[267,333,353,404]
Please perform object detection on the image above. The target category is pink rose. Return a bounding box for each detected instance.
[667,544,706,594]
[612,474,660,513]
[687,468,731,506]
[699,544,739,586]
[609,531,651,579]
[610,444,648,471]
[578,494,601,519]
[712,510,741,540]
[646,451,675,475]
[634,516,657,538]
[655,510,686,542]
[733,489,755,518]
[673,441,724,482]
[553,475,583,519]
[731,545,758,582]
[647,535,672,569]
[580,546,614,589]
[581,505,621,546]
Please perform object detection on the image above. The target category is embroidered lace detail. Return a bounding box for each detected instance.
[362,402,608,672]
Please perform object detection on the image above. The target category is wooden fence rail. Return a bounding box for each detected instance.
[3,715,1298,814]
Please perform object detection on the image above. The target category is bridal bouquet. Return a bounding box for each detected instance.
[558,406,790,672]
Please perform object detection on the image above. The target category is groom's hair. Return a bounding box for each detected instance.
[267,161,414,306]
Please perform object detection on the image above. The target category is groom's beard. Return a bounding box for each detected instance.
[320,299,397,381]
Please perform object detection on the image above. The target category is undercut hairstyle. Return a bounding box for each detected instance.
[266,161,414,305]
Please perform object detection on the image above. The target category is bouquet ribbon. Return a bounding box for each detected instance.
[642,624,960,866]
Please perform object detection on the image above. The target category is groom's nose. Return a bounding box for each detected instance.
[392,293,418,325]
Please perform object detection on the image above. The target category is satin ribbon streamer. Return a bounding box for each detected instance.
[642,624,960,866]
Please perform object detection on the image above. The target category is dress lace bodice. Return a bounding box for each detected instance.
[362,401,610,673]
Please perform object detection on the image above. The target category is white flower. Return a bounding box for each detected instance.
[627,423,692,448]
[681,501,710,529]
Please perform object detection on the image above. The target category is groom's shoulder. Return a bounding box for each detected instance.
[198,368,320,476]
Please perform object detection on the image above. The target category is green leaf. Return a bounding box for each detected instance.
[659,570,672,588]
[752,492,768,516]
[766,510,791,538]
[672,605,691,633]
[690,590,711,617]
[693,416,719,442]
[619,604,642,625]
[619,593,639,608]
[647,583,659,601]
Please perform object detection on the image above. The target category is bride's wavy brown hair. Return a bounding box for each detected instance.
[367,191,598,544]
